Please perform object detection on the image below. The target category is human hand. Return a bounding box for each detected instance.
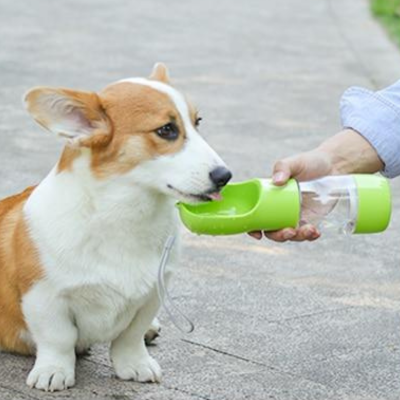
[249,148,335,241]
[249,128,384,242]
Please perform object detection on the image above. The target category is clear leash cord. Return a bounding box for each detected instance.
[156,235,195,334]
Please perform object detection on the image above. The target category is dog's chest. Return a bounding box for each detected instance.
[24,172,179,344]
[61,242,167,344]
[69,285,141,345]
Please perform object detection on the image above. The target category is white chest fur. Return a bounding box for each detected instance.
[23,157,180,346]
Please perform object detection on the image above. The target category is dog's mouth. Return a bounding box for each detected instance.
[167,185,223,203]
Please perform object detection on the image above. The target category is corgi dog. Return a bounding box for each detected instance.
[0,63,232,392]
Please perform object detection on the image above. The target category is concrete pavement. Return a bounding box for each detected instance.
[0,0,399,399]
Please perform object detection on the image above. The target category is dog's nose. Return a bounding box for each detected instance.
[209,166,232,188]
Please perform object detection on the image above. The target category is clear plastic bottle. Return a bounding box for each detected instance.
[178,174,391,236]
[298,175,391,235]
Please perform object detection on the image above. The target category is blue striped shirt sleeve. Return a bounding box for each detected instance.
[340,80,400,178]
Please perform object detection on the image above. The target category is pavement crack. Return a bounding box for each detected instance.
[181,339,338,394]
[182,338,283,372]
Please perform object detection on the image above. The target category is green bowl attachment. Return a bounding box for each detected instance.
[178,178,300,235]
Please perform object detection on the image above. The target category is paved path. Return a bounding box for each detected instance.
[0,0,399,399]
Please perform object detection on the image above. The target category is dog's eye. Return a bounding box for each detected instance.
[195,117,202,127]
[156,123,179,141]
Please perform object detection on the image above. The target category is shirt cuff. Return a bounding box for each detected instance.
[340,86,400,178]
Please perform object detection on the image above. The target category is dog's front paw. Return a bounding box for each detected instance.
[27,365,75,392]
[115,356,161,383]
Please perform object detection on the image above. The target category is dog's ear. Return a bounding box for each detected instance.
[149,62,170,84]
[24,87,111,147]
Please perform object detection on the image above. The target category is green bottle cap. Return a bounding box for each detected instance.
[353,174,391,233]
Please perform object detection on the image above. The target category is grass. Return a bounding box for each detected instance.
[371,0,400,46]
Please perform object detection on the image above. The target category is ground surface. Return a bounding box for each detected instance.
[0,0,400,399]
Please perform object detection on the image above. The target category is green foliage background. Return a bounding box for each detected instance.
[371,0,400,46]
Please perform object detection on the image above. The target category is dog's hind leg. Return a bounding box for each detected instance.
[144,317,161,346]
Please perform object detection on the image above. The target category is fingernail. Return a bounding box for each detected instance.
[312,230,320,239]
[283,230,295,240]
[249,231,262,240]
[305,228,315,238]
[273,172,286,184]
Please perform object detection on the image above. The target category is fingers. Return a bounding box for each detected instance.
[264,228,297,242]
[288,224,320,241]
[272,160,292,186]
[264,225,320,242]
[272,157,304,186]
[248,231,263,240]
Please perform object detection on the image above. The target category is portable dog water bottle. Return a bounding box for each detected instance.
[178,175,391,235]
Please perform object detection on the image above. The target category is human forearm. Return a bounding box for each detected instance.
[341,81,400,178]
[317,128,384,175]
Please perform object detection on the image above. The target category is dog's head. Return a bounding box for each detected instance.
[24,63,232,203]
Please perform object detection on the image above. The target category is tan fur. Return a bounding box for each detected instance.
[0,187,41,354]
[149,63,170,84]
[57,147,82,173]
[56,83,191,178]
[25,88,111,147]
[187,101,199,126]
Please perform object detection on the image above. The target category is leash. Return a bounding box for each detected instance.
[156,235,194,334]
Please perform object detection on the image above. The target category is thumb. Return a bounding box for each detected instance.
[272,157,303,186]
